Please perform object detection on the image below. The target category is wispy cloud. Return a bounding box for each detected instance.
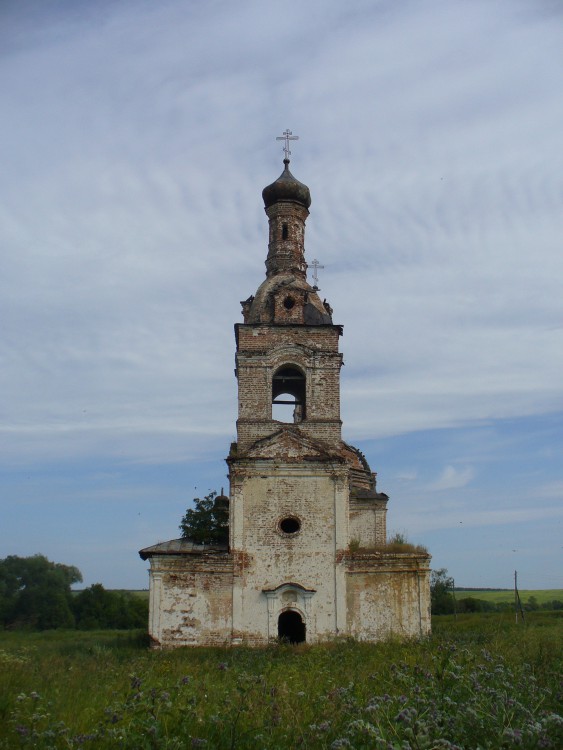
[535,481,563,500]
[0,0,562,587]
[429,466,475,491]
[394,470,418,482]
[410,505,563,534]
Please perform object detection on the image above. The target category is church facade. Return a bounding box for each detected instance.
[140,148,431,647]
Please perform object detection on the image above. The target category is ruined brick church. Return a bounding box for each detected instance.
[140,140,431,646]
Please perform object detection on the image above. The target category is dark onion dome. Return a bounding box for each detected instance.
[262,159,311,209]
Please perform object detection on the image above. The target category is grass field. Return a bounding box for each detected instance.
[1,612,561,749]
[455,589,563,604]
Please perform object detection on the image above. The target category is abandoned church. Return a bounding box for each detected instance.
[140,137,431,646]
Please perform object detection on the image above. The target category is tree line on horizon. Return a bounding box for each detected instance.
[2,555,560,631]
[0,554,148,631]
[430,569,563,614]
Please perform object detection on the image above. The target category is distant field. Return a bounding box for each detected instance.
[456,589,563,604]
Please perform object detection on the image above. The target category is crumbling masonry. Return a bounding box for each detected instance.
[140,155,431,646]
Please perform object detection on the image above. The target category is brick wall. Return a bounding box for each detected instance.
[346,553,431,639]
[230,462,349,643]
[148,554,233,647]
[236,325,343,451]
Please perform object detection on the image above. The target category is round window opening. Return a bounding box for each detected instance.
[283,296,295,310]
[279,516,301,534]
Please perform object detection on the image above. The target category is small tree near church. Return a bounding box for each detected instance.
[179,491,229,545]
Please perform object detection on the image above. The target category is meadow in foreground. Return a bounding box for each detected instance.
[0,613,561,749]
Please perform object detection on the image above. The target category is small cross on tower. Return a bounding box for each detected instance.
[308,258,325,290]
[276,129,299,160]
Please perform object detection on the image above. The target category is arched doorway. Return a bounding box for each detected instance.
[278,610,306,644]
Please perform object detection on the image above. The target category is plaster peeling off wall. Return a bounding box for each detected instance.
[150,557,233,647]
[346,562,431,641]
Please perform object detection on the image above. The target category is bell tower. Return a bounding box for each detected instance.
[140,137,431,647]
[227,145,381,644]
[235,156,342,454]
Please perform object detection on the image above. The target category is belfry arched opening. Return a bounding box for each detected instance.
[272,366,306,423]
[278,610,306,644]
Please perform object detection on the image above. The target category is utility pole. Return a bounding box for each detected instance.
[514,570,525,623]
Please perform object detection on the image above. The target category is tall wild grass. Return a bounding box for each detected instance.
[1,613,561,749]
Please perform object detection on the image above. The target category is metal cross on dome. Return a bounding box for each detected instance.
[308,258,325,289]
[276,129,299,160]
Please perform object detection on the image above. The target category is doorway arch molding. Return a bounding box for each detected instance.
[263,582,315,641]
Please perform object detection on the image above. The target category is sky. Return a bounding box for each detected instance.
[1,0,562,591]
